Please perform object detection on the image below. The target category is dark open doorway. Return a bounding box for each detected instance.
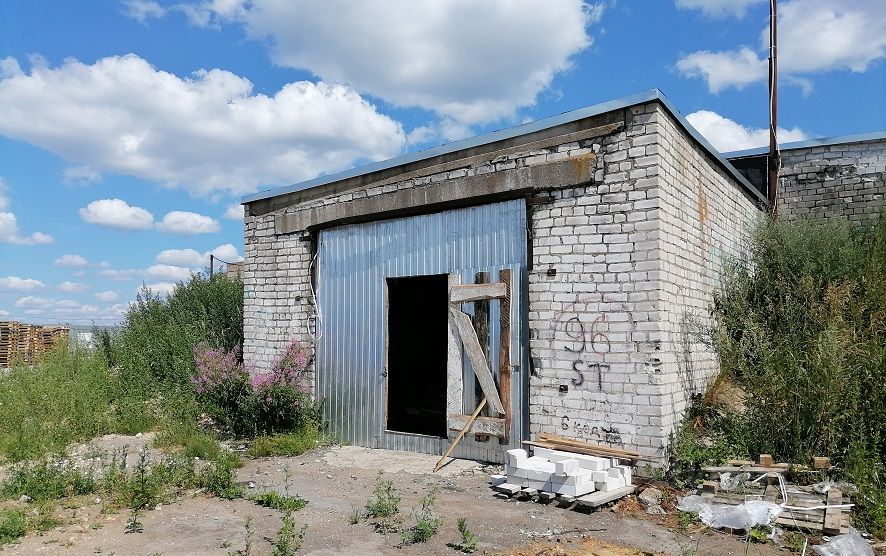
[386,274,449,437]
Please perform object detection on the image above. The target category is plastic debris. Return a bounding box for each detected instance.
[719,471,750,491]
[677,495,782,530]
[812,527,873,556]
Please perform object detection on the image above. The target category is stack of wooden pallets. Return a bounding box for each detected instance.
[0,321,70,367]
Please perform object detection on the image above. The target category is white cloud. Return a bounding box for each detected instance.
[687,110,809,152]
[144,264,195,282]
[79,199,155,230]
[55,299,81,309]
[140,282,177,296]
[156,211,220,234]
[54,254,89,267]
[62,165,102,185]
[122,0,167,22]
[676,0,886,92]
[95,290,119,302]
[58,281,90,293]
[99,268,138,281]
[0,178,54,245]
[676,47,766,93]
[14,296,52,308]
[0,276,45,291]
[675,0,764,18]
[178,0,600,128]
[223,204,243,221]
[0,310,8,317]
[0,54,405,195]
[155,243,241,266]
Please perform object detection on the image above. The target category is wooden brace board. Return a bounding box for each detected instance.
[448,414,506,437]
[449,307,505,414]
[449,282,508,303]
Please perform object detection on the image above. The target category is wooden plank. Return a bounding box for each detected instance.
[472,272,490,438]
[498,269,512,444]
[537,433,643,458]
[447,414,506,437]
[575,485,635,508]
[449,282,507,303]
[523,440,652,462]
[445,274,464,419]
[449,308,505,414]
[822,488,842,535]
[435,398,487,472]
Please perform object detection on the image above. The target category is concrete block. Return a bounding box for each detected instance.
[554,459,579,476]
[490,475,507,487]
[594,477,625,492]
[507,449,528,468]
[616,465,633,485]
[591,471,608,483]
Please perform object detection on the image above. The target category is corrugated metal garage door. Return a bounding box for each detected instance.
[315,200,527,462]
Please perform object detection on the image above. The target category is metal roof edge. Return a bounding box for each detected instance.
[723,131,886,159]
[241,88,760,205]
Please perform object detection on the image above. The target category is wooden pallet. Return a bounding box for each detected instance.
[493,483,635,509]
[700,486,849,534]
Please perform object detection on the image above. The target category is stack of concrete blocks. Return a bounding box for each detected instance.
[505,448,632,497]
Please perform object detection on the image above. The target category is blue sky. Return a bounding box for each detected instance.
[1,0,884,325]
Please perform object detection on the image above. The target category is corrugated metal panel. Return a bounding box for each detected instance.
[315,200,527,461]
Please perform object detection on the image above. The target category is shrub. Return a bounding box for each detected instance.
[198,453,243,500]
[687,214,886,536]
[0,509,28,546]
[271,511,306,556]
[192,339,319,437]
[452,517,479,553]
[247,426,324,458]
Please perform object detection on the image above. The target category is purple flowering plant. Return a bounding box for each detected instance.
[191,338,317,436]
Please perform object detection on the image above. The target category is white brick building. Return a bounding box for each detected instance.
[241,89,768,463]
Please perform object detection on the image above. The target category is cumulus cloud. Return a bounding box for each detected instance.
[14,296,52,308]
[675,0,764,18]
[687,110,809,152]
[0,178,54,245]
[58,281,90,293]
[676,0,886,92]
[99,268,138,281]
[79,199,155,231]
[122,0,167,22]
[0,276,45,291]
[173,0,600,129]
[95,290,119,302]
[54,254,88,267]
[144,264,195,282]
[223,204,244,221]
[156,211,220,234]
[141,282,177,296]
[0,54,405,195]
[155,243,241,266]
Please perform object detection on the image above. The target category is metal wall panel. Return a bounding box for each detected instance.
[315,200,527,462]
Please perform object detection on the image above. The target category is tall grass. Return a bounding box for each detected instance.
[681,213,886,536]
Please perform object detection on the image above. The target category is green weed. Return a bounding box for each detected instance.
[271,511,306,556]
[449,517,479,553]
[401,487,442,545]
[0,509,28,546]
[251,492,308,512]
[247,426,324,458]
[198,453,243,500]
[0,459,96,502]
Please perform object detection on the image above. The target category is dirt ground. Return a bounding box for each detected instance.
[1,441,801,555]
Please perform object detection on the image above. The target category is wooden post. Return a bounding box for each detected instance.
[498,269,511,444]
[473,272,490,441]
[435,399,487,472]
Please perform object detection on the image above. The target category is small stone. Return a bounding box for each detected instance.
[248,481,256,489]
[135,432,143,438]
[326,474,333,479]
[95,498,102,504]
[646,504,667,515]
[18,495,32,503]
[638,486,663,506]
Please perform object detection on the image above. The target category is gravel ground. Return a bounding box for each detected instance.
[1,440,793,555]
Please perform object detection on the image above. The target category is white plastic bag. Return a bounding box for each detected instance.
[812,528,873,556]
[677,495,782,530]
